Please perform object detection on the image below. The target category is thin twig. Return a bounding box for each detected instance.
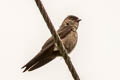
[35,0,80,80]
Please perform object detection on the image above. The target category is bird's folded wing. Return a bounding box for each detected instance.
[22,26,72,72]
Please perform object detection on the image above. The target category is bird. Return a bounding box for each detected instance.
[22,15,81,72]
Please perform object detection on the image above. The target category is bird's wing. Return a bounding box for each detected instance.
[22,26,72,72]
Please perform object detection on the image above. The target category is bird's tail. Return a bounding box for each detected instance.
[22,52,56,72]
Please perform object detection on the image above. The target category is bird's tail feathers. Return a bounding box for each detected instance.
[22,55,56,72]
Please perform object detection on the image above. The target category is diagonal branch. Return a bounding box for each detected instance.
[35,0,80,80]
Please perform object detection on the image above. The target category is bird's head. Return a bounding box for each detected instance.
[61,15,81,30]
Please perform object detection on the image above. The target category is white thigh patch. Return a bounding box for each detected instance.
[53,43,59,51]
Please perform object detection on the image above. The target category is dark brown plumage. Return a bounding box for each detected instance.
[22,15,81,72]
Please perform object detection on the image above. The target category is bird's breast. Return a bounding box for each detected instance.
[62,31,78,53]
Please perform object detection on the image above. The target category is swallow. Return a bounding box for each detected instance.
[22,15,81,72]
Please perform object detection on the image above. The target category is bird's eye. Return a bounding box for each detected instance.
[66,23,69,26]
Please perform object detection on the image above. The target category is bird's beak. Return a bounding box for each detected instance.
[77,19,82,22]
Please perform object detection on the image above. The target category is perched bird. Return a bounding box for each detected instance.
[22,15,81,72]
